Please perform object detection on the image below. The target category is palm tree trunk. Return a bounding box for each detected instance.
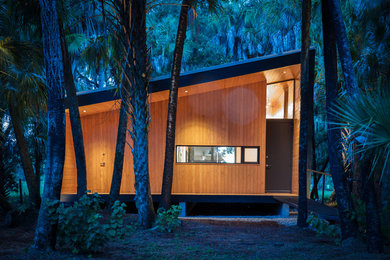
[160,0,191,211]
[107,100,128,209]
[33,0,66,251]
[322,0,358,241]
[60,25,87,197]
[127,0,155,228]
[8,104,40,207]
[325,0,358,97]
[297,0,311,228]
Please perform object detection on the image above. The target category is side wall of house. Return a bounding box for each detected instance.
[61,75,282,195]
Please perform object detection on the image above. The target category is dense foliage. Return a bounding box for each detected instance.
[47,194,127,253]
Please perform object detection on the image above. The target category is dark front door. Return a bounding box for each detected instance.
[265,119,293,193]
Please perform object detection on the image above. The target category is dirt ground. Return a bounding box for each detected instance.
[0,215,389,259]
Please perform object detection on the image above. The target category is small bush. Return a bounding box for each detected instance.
[308,213,341,244]
[47,194,127,254]
[154,205,182,232]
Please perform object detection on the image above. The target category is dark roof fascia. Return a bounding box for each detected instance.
[70,48,315,107]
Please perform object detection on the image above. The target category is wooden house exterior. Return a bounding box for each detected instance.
[61,49,315,202]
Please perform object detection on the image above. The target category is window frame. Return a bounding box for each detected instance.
[175,145,260,165]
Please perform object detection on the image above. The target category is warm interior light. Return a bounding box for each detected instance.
[283,71,287,74]
[83,110,87,113]
[184,90,189,93]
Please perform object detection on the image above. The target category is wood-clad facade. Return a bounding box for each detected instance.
[61,49,315,199]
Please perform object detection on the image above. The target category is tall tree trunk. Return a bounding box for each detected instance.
[107,99,128,209]
[297,0,311,228]
[361,160,383,253]
[60,26,87,196]
[33,0,66,251]
[8,104,40,207]
[325,0,358,97]
[160,0,191,211]
[124,0,155,228]
[322,0,357,240]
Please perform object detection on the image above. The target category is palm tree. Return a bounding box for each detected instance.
[128,0,155,228]
[0,2,45,207]
[33,0,66,250]
[59,23,87,196]
[325,0,358,97]
[297,0,312,228]
[159,0,221,211]
[107,0,155,227]
[333,85,389,252]
[159,0,192,211]
[321,0,357,241]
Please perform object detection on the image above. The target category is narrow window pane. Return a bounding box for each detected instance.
[235,147,241,163]
[176,146,188,163]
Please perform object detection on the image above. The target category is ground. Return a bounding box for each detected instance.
[0,215,388,259]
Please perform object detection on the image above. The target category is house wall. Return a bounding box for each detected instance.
[61,73,299,195]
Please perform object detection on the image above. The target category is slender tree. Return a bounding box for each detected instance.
[33,0,66,250]
[159,0,192,211]
[107,99,128,210]
[297,0,311,228]
[60,24,87,197]
[325,0,358,97]
[321,0,357,241]
[109,0,155,226]
[8,104,41,207]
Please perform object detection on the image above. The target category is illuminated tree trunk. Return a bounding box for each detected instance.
[160,0,191,211]
[60,26,87,197]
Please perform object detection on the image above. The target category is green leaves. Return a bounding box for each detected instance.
[332,83,390,180]
[308,213,341,244]
[154,205,182,232]
[47,194,128,254]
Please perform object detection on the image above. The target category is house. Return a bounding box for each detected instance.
[61,49,315,210]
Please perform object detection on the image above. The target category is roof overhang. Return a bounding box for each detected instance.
[69,48,315,107]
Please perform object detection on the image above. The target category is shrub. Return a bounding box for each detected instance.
[308,213,341,244]
[47,193,127,254]
[154,205,182,232]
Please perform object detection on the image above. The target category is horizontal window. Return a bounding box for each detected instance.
[176,146,259,164]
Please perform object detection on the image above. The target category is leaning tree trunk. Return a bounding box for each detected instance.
[33,0,66,251]
[160,0,191,211]
[107,94,128,210]
[297,0,311,228]
[8,104,40,207]
[322,0,357,241]
[325,0,358,97]
[60,25,87,197]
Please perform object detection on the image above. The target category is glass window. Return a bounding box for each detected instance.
[266,81,294,119]
[176,146,259,164]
